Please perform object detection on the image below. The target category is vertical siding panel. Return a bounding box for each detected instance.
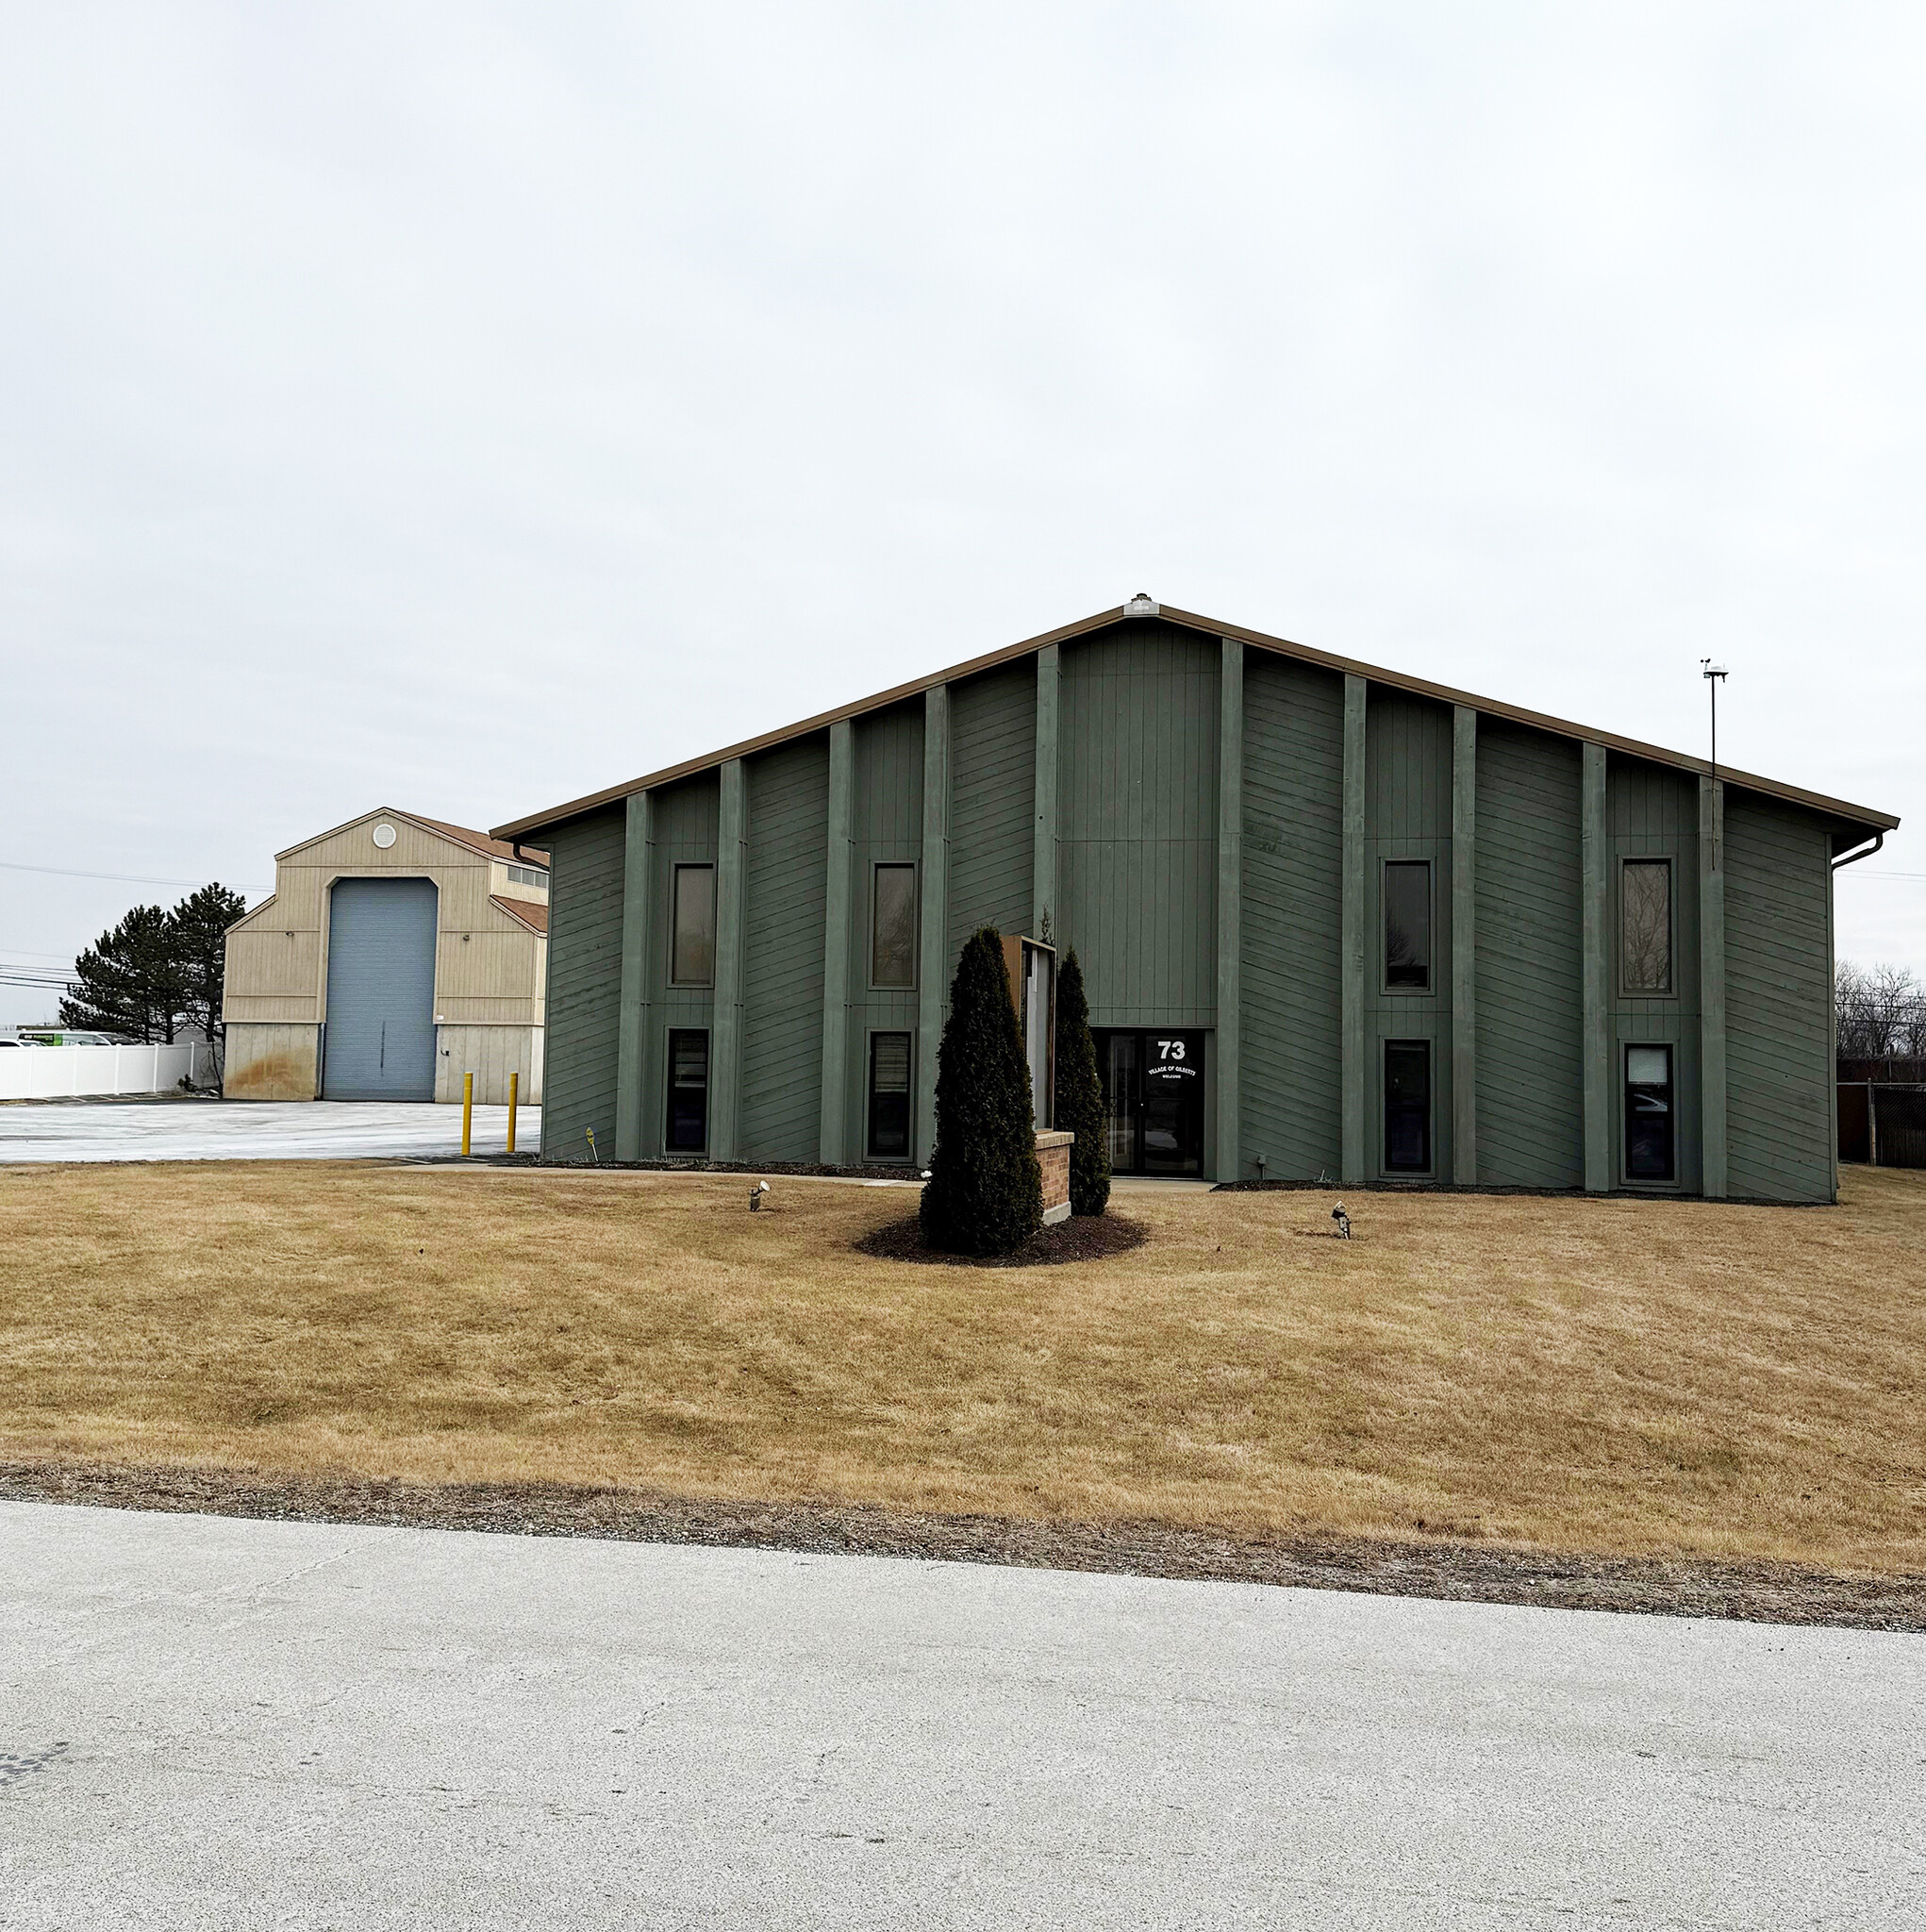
[1240,655,1344,1177]
[1475,722,1584,1187]
[1605,757,1702,1191]
[646,774,721,1157]
[948,662,1037,963]
[740,736,830,1160]
[1057,622,1218,1028]
[1725,793,1833,1202]
[540,806,625,1159]
[1364,691,1453,1176]
[847,702,924,1152]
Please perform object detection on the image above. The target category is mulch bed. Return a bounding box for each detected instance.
[5,1459,1921,1632]
[854,1211,1150,1268]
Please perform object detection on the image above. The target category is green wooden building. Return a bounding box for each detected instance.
[493,599,1897,1202]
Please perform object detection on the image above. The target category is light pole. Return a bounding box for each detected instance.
[1701,658,1728,867]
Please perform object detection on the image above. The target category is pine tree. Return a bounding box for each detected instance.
[920,927,1043,1255]
[1054,947,1110,1215]
[59,905,184,1041]
[168,884,248,1046]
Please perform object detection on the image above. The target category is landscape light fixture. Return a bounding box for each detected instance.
[749,1179,770,1211]
[1332,1203,1351,1240]
[1254,1153,1267,1185]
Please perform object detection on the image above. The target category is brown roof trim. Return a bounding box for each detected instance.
[491,604,1900,841]
[275,808,550,868]
[490,894,549,935]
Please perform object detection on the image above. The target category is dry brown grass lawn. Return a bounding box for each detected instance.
[2,1160,1922,1574]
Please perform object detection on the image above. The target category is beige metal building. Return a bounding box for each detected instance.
[224,808,548,1105]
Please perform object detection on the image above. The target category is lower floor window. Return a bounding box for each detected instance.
[1384,1040,1431,1173]
[867,1032,912,1158]
[667,1028,709,1151]
[1625,1043,1674,1181]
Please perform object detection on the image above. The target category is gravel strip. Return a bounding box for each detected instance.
[4,1460,1920,1631]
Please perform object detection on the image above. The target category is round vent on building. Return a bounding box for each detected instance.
[372,823,397,849]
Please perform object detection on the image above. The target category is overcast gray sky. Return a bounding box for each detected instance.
[3,2,1920,1024]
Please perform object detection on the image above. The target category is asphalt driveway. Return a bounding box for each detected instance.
[0,1098,537,1163]
[3,1502,1919,1928]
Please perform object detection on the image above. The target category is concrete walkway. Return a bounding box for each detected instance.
[0,1098,538,1163]
[3,1502,1919,1928]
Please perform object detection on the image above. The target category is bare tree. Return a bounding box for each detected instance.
[1836,960,1926,1061]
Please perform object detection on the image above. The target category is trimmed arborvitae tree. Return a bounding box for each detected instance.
[1054,947,1110,1215]
[920,927,1042,1256]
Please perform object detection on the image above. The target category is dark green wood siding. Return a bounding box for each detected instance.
[538,618,1852,1198]
[1366,691,1453,1177]
[1238,653,1343,1177]
[540,805,625,1160]
[741,736,830,1160]
[1725,792,1833,1202]
[947,663,1035,971]
[644,773,720,1156]
[1474,721,1584,1188]
[844,702,923,1155]
[1058,622,1219,1028]
[1606,758,1702,1191]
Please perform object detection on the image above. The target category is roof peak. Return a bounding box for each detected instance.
[490,602,1898,844]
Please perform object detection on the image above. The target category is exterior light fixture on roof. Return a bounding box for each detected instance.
[1122,591,1160,618]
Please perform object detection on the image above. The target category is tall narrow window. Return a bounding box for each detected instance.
[867,1031,912,1158]
[1384,861,1432,991]
[1384,1040,1431,1173]
[666,1029,709,1151]
[1104,1031,1140,1172]
[671,864,715,985]
[1625,1043,1674,1181]
[871,863,917,989]
[1621,860,1673,995]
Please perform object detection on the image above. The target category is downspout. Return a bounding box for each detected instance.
[1829,830,1884,1191]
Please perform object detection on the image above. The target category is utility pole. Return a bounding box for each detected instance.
[1701,658,1728,868]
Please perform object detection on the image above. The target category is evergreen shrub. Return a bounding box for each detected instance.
[1054,948,1110,1215]
[919,927,1042,1256]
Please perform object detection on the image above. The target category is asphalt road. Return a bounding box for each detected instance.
[0,1098,537,1162]
[3,1505,1919,1928]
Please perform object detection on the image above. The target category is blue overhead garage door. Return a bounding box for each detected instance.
[322,878,439,1101]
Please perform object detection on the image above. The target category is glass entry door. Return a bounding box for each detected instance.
[1097,1030,1205,1175]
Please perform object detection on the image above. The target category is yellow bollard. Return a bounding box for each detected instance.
[461,1070,473,1158]
[506,1071,519,1154]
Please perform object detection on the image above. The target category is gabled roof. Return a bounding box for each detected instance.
[491,602,1900,842]
[276,808,549,867]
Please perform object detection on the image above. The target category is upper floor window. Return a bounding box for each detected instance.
[872,863,917,989]
[1384,860,1432,991]
[1620,859,1672,995]
[671,863,716,986]
[506,863,548,891]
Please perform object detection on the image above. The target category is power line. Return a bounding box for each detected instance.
[0,859,265,891]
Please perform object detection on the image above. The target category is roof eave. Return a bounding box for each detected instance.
[490,604,1901,842]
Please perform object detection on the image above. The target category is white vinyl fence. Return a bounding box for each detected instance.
[0,1043,218,1102]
